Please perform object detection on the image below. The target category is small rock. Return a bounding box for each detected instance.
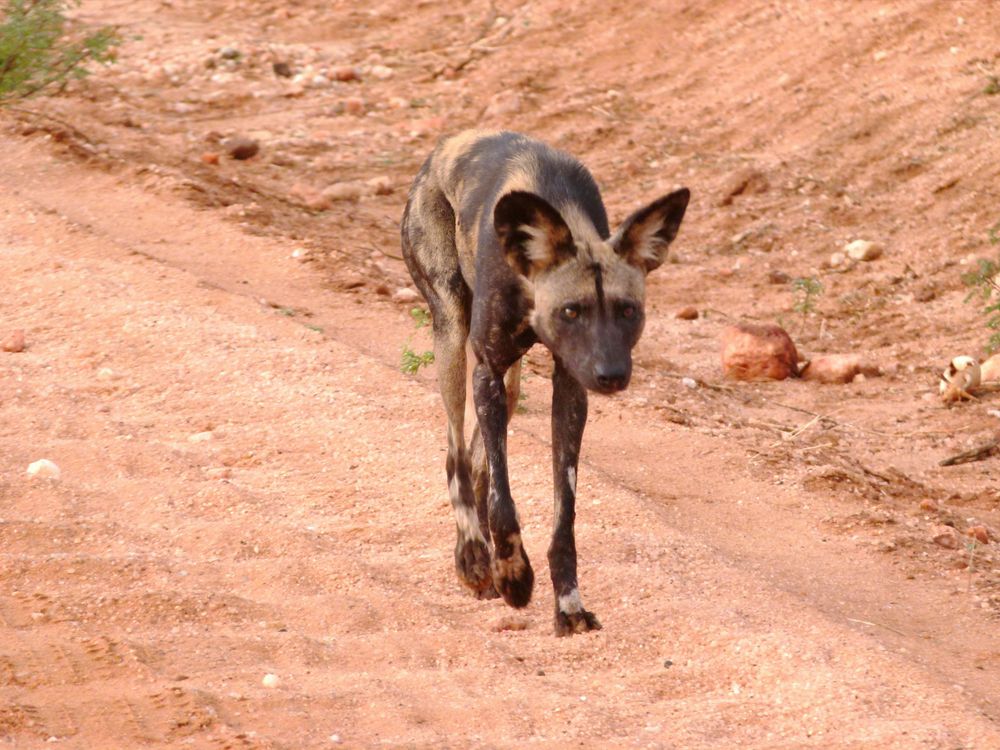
[291,247,311,261]
[272,61,293,78]
[200,152,220,165]
[681,377,698,389]
[206,467,232,480]
[332,66,359,82]
[335,273,367,291]
[919,499,938,512]
[2,329,25,352]
[26,459,61,480]
[930,524,961,550]
[718,168,769,206]
[343,97,365,116]
[720,322,799,381]
[310,74,331,88]
[369,64,394,79]
[321,182,367,202]
[261,673,281,688]
[800,354,879,384]
[366,176,393,196]
[828,251,848,268]
[490,615,530,632]
[965,526,990,544]
[980,353,1000,382]
[663,659,674,668]
[219,46,240,60]
[223,136,260,161]
[96,367,116,381]
[845,239,883,262]
[767,270,791,284]
[675,306,698,320]
[188,431,213,443]
[392,288,421,304]
[290,182,332,211]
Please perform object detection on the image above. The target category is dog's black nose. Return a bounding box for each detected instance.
[594,367,628,392]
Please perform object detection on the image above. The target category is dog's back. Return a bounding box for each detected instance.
[404,131,610,289]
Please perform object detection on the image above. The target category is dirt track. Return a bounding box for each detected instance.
[2,1,999,748]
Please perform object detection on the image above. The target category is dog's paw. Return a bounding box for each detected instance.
[553,589,601,636]
[491,534,534,608]
[554,608,602,637]
[455,537,494,598]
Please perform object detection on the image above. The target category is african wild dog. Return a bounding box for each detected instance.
[401,131,689,636]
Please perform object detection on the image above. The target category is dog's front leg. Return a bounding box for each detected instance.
[549,360,602,635]
[473,361,534,608]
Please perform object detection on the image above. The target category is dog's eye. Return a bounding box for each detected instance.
[619,304,637,319]
[561,305,580,321]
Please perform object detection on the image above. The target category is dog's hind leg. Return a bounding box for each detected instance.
[402,184,496,599]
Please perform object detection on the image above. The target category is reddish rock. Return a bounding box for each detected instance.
[800,354,879,384]
[965,526,990,545]
[918,499,938,512]
[332,66,360,82]
[675,306,698,320]
[222,136,260,160]
[200,152,220,165]
[343,97,366,116]
[720,322,798,381]
[366,176,393,196]
[718,168,769,206]
[289,182,332,211]
[2,329,25,352]
[930,524,960,550]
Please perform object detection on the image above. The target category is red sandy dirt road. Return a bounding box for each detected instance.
[2,0,1000,748]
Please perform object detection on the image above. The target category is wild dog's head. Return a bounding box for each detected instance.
[495,188,689,394]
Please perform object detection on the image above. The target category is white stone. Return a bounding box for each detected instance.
[27,459,61,480]
[262,673,281,688]
[370,65,394,79]
[188,431,214,443]
[392,288,420,304]
[845,239,882,261]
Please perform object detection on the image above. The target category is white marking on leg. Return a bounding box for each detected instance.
[558,588,583,615]
[567,467,576,494]
[454,503,485,543]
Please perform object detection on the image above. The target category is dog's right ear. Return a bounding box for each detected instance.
[494,191,576,278]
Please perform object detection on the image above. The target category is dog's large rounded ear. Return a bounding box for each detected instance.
[494,191,576,278]
[611,188,690,273]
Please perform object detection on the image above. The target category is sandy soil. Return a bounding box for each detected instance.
[1,1,999,747]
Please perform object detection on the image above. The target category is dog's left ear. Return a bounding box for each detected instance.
[494,191,576,278]
[611,188,690,273]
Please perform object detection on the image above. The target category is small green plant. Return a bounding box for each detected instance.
[961,253,1000,354]
[400,306,434,374]
[0,0,120,106]
[985,76,1000,96]
[400,346,434,374]
[791,276,823,330]
[409,306,431,329]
